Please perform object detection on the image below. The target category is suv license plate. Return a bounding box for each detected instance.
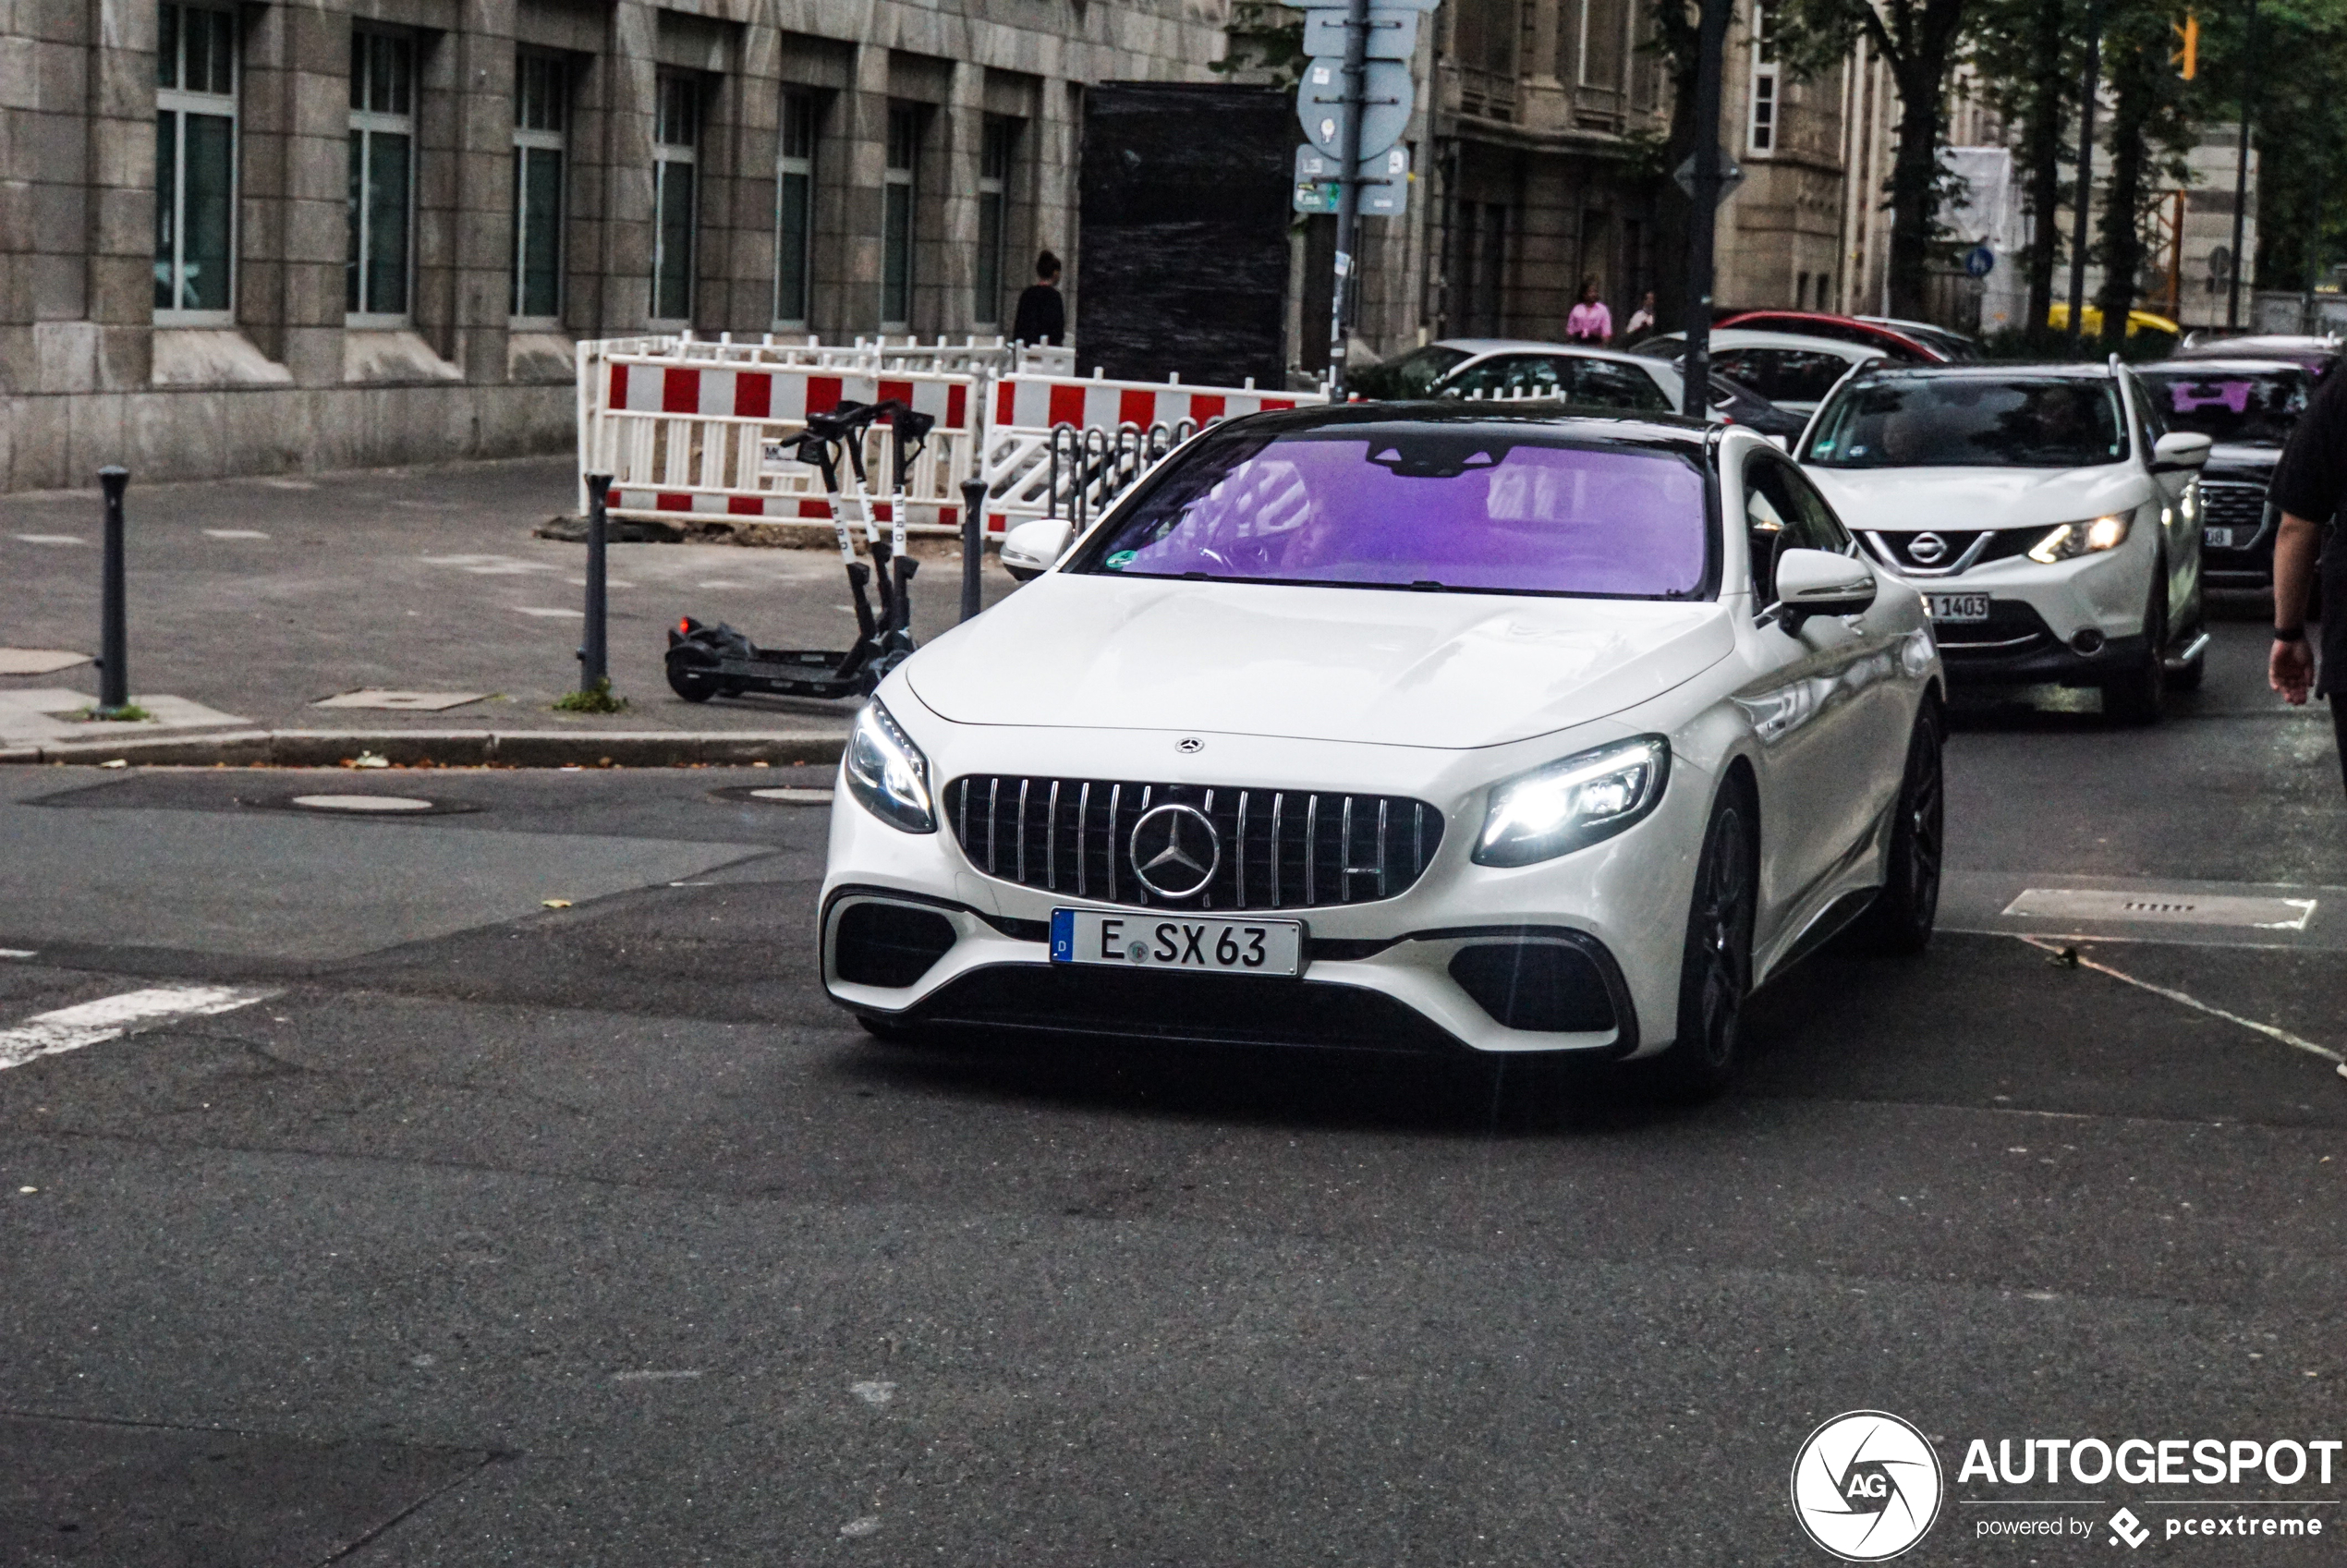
[1050,909,1304,978]
[1927,593,1990,624]
[2203,526,2236,550]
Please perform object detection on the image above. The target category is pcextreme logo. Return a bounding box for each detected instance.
[1791,1410,1946,1562]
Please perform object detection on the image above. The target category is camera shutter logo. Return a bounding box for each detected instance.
[1789,1410,1943,1561]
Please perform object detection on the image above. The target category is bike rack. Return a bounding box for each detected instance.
[663,398,936,703]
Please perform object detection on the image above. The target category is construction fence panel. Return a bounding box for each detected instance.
[979,372,1325,536]
[583,350,982,535]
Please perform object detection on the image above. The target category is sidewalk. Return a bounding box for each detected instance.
[0,456,1020,764]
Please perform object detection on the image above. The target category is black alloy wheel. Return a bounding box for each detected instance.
[666,650,720,703]
[2101,562,2168,725]
[1860,703,1944,954]
[1650,784,1757,1100]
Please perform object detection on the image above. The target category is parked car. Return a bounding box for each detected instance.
[2133,358,2317,593]
[1634,329,1887,416]
[1425,342,1809,439]
[824,406,1944,1096]
[1797,362,2211,723]
[1711,311,1948,362]
[1346,338,1507,401]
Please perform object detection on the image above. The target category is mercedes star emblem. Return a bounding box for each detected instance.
[1127,803,1221,899]
[1906,531,1949,565]
[1175,736,1204,754]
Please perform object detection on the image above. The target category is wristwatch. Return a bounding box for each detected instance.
[2275,626,2308,642]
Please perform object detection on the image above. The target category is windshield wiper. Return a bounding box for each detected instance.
[1408,579,1451,592]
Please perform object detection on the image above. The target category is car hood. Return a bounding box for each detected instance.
[2204,442,2280,482]
[906,575,1735,750]
[1803,464,2149,532]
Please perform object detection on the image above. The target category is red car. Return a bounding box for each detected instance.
[1710,311,1949,363]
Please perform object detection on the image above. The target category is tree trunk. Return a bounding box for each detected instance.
[1884,78,1945,319]
[2022,0,2068,346]
[2095,42,2155,348]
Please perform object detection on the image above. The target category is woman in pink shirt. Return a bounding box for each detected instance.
[1565,276,1612,345]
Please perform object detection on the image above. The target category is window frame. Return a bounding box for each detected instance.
[881,103,919,332]
[154,1,240,325]
[510,51,568,327]
[772,90,819,328]
[347,27,419,327]
[973,115,1015,330]
[651,70,701,327]
[1745,1,1780,157]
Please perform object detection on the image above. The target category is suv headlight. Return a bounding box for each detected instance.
[844,699,935,833]
[2027,514,2130,564]
[1475,736,1671,868]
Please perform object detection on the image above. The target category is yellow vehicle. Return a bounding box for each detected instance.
[2046,303,2182,341]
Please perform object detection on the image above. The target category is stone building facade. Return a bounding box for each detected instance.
[1,0,1226,492]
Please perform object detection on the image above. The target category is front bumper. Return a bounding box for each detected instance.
[1877,532,2156,687]
[819,718,1711,1058]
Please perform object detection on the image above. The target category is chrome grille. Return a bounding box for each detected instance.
[2199,480,2268,535]
[946,775,1444,910]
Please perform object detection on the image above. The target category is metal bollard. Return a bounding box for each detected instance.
[97,466,129,714]
[959,477,986,623]
[579,472,611,690]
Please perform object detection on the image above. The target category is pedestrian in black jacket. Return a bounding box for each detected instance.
[1013,251,1064,346]
[2267,360,2347,791]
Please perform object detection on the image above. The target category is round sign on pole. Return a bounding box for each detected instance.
[1963,245,1996,279]
[1296,57,1414,160]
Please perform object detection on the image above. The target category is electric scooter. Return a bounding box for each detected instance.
[664,398,934,702]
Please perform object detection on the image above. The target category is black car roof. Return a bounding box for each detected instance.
[1233,399,1715,452]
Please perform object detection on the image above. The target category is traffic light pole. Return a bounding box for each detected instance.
[1326,0,1370,400]
[2227,0,2256,329]
[1680,0,1730,417]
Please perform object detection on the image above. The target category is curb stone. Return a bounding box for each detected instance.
[0,728,847,769]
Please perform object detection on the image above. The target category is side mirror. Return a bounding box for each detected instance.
[1000,517,1074,582]
[1770,547,1877,633]
[2152,430,2213,472]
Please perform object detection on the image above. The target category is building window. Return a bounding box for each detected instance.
[882,103,918,331]
[652,72,699,323]
[1578,0,1626,91]
[155,2,238,321]
[975,116,1015,328]
[1746,2,1779,156]
[512,54,566,322]
[347,29,415,321]
[774,91,817,325]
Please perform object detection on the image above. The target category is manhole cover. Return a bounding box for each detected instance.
[2001,887,2317,930]
[290,795,437,813]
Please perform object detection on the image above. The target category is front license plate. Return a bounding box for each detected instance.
[1926,593,1990,624]
[2203,526,2236,550]
[1050,908,1305,978]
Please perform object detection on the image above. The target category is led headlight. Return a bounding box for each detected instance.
[844,699,935,833]
[2026,514,2130,564]
[1474,735,1671,868]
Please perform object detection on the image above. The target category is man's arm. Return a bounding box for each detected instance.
[2269,510,2320,704]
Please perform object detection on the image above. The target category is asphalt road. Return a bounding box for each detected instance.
[0,611,2341,1566]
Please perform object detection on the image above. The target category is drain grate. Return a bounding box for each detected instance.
[2002,887,2317,930]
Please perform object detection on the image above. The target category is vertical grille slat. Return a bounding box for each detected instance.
[945,776,1441,912]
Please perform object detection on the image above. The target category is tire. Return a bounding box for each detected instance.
[665,655,720,703]
[1648,781,1758,1101]
[1858,703,1944,954]
[2100,565,2167,725]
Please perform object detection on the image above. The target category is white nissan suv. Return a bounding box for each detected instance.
[1796,362,2211,723]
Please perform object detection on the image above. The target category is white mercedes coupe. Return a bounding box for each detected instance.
[821,406,1945,1096]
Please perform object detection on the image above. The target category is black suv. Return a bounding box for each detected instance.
[2134,357,2329,593]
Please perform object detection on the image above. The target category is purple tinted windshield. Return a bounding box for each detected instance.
[1076,432,1711,599]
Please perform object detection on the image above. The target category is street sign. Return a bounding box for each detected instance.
[1297,57,1414,160]
[1673,150,1745,201]
[1963,245,1996,279]
[1302,6,1420,60]
[1294,145,1410,217]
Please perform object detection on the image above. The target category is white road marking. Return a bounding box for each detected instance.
[202,529,270,539]
[850,1380,896,1405]
[0,984,278,1072]
[0,950,35,959]
[2016,937,2343,1067]
[13,534,85,545]
[614,1368,704,1382]
[511,606,582,617]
